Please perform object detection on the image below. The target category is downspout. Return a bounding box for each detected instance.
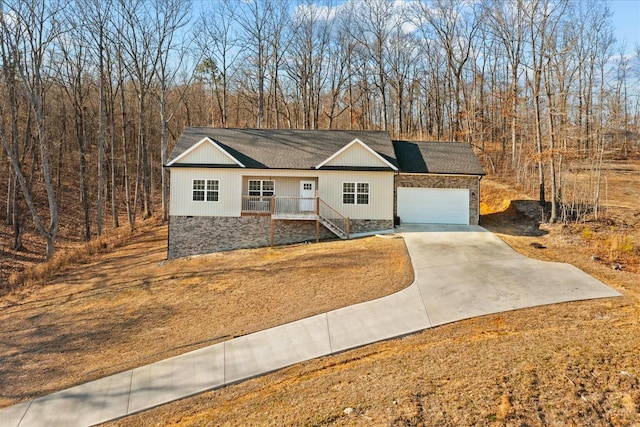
[165,164,171,259]
[477,175,483,225]
[394,171,400,227]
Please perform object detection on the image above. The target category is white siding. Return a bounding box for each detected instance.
[242,176,317,198]
[318,171,394,220]
[323,143,390,168]
[178,140,238,165]
[169,167,394,220]
[169,168,242,216]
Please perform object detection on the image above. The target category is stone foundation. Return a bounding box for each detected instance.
[168,215,384,259]
[272,219,335,246]
[168,216,270,259]
[350,219,394,234]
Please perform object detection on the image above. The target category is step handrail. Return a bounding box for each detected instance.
[318,198,350,239]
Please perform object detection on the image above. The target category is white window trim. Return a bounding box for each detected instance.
[248,179,275,197]
[342,181,370,205]
[192,179,219,202]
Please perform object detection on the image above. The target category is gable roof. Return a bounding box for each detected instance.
[315,138,398,170]
[167,128,485,176]
[392,141,485,175]
[167,127,398,170]
[166,136,245,167]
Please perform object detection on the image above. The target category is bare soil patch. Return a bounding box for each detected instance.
[0,231,413,408]
[104,177,640,427]
[3,166,640,426]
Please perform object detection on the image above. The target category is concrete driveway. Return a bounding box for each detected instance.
[399,224,621,326]
[1,225,621,427]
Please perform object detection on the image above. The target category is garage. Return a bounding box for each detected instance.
[397,187,469,224]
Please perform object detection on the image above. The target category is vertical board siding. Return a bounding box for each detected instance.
[169,168,394,220]
[169,168,242,216]
[178,140,238,165]
[323,143,390,168]
[319,171,394,220]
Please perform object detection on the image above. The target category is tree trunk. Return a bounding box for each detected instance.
[119,72,134,230]
[160,86,168,223]
[139,91,151,219]
[75,109,91,242]
[97,47,105,236]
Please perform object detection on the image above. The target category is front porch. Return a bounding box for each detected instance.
[241,195,351,241]
[241,196,318,220]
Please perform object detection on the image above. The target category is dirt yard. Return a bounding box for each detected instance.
[106,176,639,427]
[2,167,640,426]
[0,231,413,408]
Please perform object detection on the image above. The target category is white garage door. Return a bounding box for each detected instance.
[397,187,469,224]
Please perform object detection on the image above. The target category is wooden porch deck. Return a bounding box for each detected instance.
[241,195,350,244]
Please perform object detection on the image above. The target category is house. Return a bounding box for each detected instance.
[392,140,485,225]
[165,128,484,259]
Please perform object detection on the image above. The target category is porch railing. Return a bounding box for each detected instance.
[241,196,317,215]
[318,199,350,239]
[274,196,317,215]
[241,195,350,239]
[241,196,273,214]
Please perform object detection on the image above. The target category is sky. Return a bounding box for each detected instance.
[190,0,640,58]
[609,0,640,54]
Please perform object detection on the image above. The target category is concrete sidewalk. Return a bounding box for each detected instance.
[2,225,621,427]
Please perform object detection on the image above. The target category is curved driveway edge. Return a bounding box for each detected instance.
[400,224,621,326]
[2,225,621,427]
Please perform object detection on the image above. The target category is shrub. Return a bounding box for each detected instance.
[605,228,634,261]
[581,227,593,241]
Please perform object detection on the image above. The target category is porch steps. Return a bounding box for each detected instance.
[318,215,348,240]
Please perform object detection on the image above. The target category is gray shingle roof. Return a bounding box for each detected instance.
[392,141,485,175]
[167,127,398,170]
[167,128,485,176]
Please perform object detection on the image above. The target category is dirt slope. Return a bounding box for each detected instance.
[104,178,640,427]
[0,231,413,408]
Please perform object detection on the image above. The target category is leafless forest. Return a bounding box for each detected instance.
[1,0,638,260]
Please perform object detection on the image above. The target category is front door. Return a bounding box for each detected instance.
[299,180,316,212]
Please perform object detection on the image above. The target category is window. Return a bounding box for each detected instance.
[206,180,219,201]
[193,179,219,202]
[248,180,275,197]
[343,182,369,205]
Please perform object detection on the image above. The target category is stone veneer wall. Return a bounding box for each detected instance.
[169,216,338,259]
[349,219,394,234]
[273,219,335,246]
[393,174,480,225]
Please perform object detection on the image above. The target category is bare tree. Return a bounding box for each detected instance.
[351,0,396,131]
[324,7,354,129]
[287,1,334,129]
[196,0,241,127]
[76,0,115,235]
[484,0,525,169]
[385,11,418,138]
[236,0,279,128]
[117,0,162,220]
[416,0,482,141]
[0,18,34,250]
[0,0,65,260]
[155,0,192,222]
[57,13,93,241]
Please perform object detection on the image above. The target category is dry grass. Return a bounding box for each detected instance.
[5,222,138,290]
[0,230,412,408]
[3,165,640,426]
[102,177,640,427]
